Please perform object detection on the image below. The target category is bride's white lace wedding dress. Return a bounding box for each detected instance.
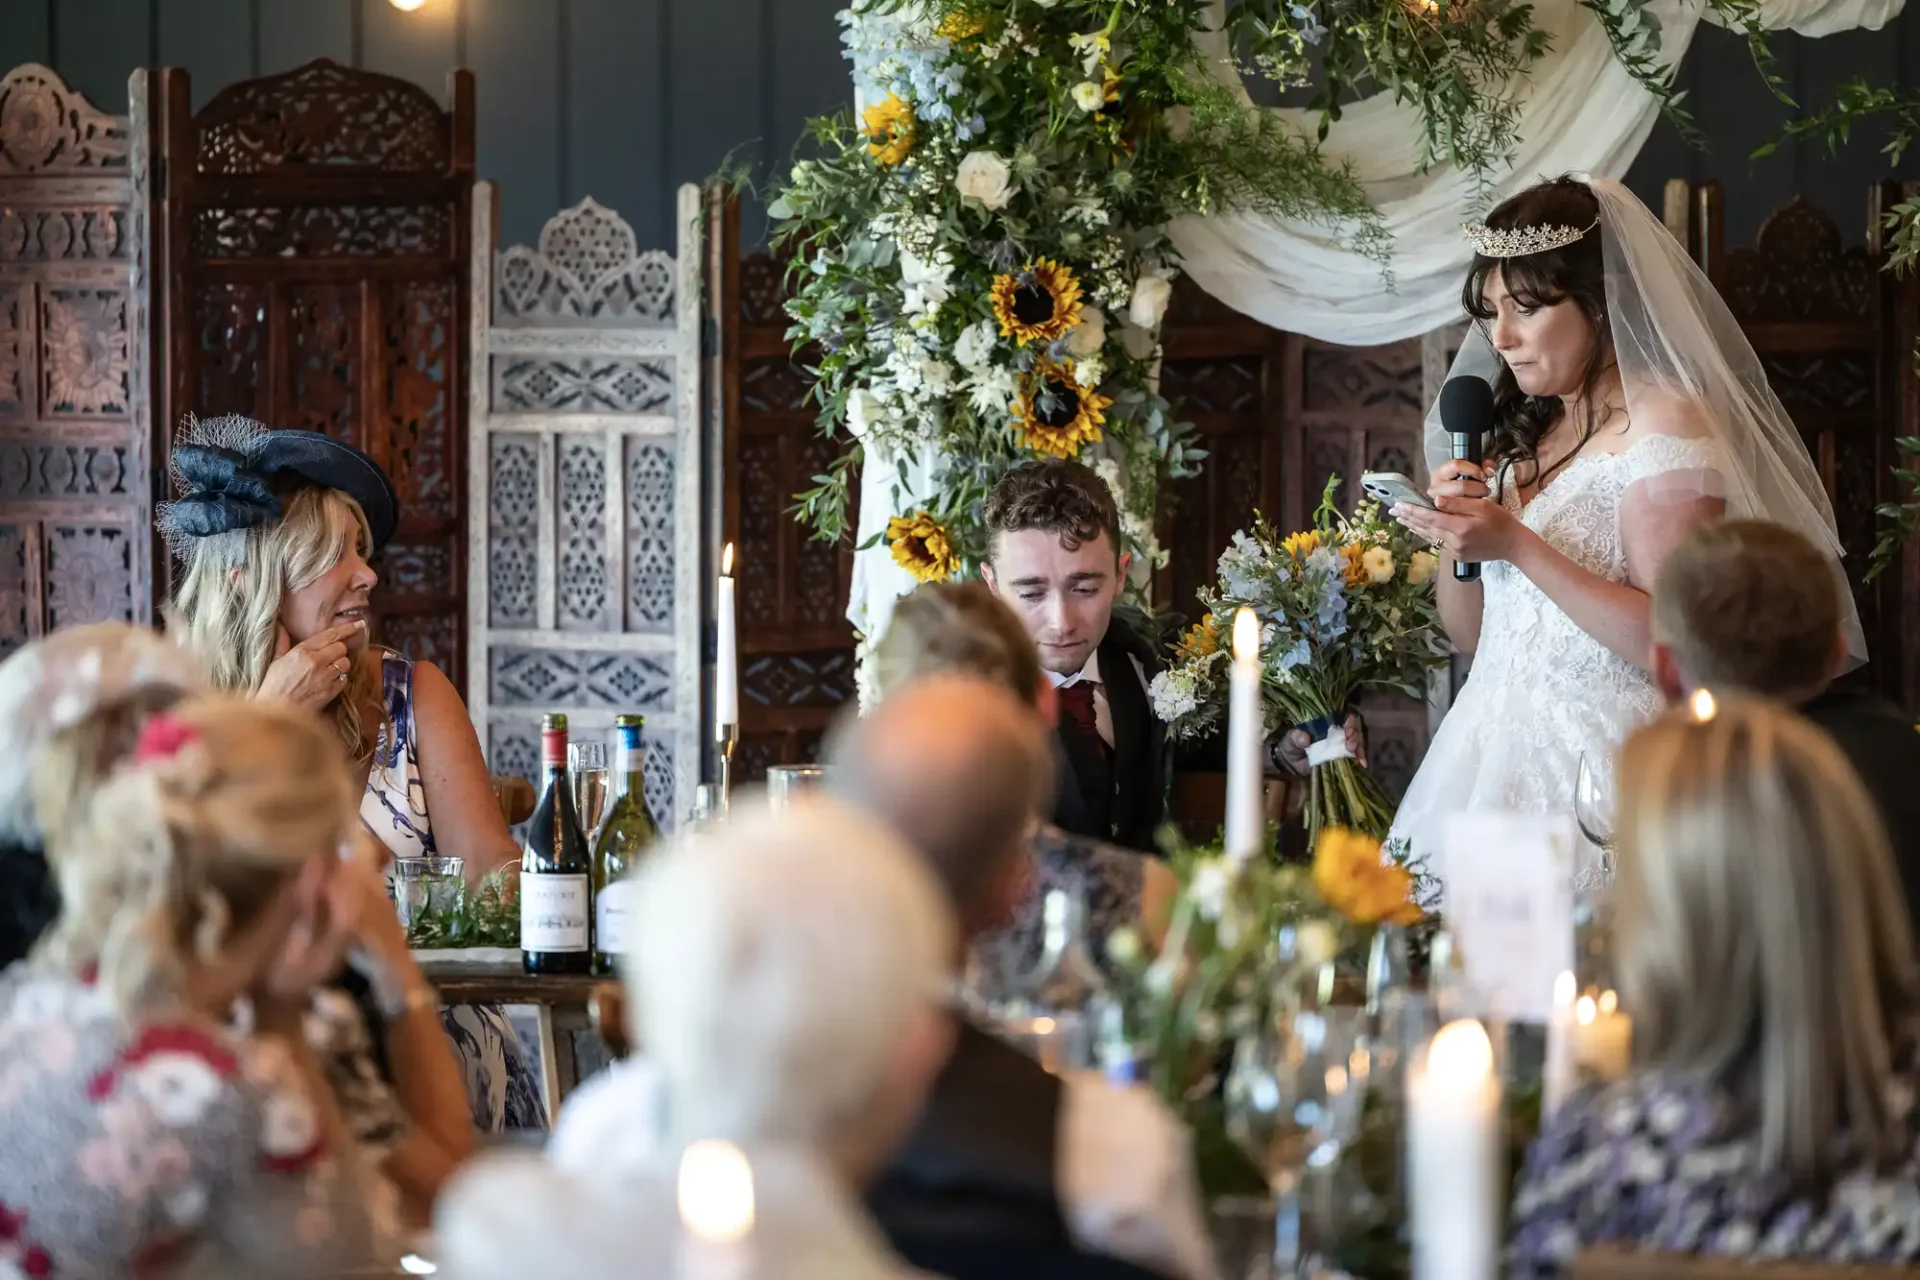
[1386,433,1719,874]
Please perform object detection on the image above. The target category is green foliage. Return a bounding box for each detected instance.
[406,866,520,950]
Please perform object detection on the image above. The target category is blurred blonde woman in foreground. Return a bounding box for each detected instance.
[0,695,380,1279]
[438,796,957,1280]
[1509,693,1920,1275]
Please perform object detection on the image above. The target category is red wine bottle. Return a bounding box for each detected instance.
[521,713,592,975]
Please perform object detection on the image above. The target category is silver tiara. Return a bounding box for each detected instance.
[1463,216,1600,259]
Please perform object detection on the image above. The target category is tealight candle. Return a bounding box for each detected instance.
[1408,1019,1502,1280]
[1574,989,1632,1081]
[676,1140,754,1280]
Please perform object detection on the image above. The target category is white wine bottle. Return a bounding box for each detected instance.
[521,713,592,975]
[592,714,659,975]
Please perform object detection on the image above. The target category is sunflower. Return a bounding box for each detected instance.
[935,10,986,41]
[1312,826,1423,926]
[1013,358,1111,459]
[863,93,916,167]
[1281,529,1322,559]
[887,510,960,582]
[990,259,1085,346]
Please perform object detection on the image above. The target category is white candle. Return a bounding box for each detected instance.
[676,1139,754,1280]
[715,544,739,732]
[1574,989,1632,1081]
[1223,606,1264,863]
[1542,969,1577,1116]
[1408,1019,1503,1280]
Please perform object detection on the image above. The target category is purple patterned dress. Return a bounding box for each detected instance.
[1509,1068,1920,1276]
[360,651,546,1132]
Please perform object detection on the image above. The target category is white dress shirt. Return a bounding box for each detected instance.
[550,1056,1219,1280]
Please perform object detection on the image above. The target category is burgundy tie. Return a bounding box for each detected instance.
[1057,681,1110,760]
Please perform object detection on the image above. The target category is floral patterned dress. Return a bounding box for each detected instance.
[969,824,1145,998]
[1509,1069,1920,1276]
[0,966,377,1279]
[361,650,546,1133]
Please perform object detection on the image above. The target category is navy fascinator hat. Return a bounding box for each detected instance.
[156,415,399,553]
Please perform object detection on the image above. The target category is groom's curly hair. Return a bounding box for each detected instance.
[983,459,1121,559]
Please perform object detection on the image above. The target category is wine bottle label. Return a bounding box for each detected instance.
[596,880,635,956]
[521,874,589,951]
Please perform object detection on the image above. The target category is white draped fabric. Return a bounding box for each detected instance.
[842,0,1902,641]
[1168,0,1904,348]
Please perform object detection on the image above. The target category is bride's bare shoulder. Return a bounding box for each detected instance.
[1614,384,1714,443]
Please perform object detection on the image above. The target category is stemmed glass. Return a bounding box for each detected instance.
[570,740,609,837]
[1573,752,1619,989]
[1224,977,1368,1277]
[1573,752,1615,891]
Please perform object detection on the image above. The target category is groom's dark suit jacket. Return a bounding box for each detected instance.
[1049,616,1170,857]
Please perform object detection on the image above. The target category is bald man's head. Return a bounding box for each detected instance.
[827,677,1054,937]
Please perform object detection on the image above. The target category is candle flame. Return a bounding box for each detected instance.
[677,1140,755,1243]
[1427,1019,1493,1079]
[1689,688,1717,722]
[1575,994,1597,1026]
[1553,970,1576,1007]
[721,542,736,577]
[1598,988,1619,1016]
[1231,607,1258,661]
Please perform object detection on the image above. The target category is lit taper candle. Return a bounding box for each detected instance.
[1223,606,1264,863]
[714,543,739,732]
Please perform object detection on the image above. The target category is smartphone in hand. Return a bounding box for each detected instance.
[1361,471,1436,513]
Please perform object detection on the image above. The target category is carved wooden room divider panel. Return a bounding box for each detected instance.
[1663,181,1910,705]
[1157,280,1435,802]
[711,200,857,782]
[150,60,473,687]
[466,185,703,829]
[0,65,151,657]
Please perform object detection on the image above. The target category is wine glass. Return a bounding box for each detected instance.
[1225,984,1368,1275]
[1574,752,1615,888]
[570,740,609,836]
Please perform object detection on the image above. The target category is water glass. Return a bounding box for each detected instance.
[570,740,609,833]
[391,856,465,931]
[766,764,830,811]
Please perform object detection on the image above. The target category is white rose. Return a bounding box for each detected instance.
[953,319,997,371]
[916,357,954,396]
[846,389,887,439]
[954,150,1013,210]
[899,247,951,289]
[1065,303,1106,358]
[1071,80,1105,112]
[1407,550,1438,586]
[1128,274,1174,332]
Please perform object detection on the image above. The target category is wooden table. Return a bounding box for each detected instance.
[415,955,614,1122]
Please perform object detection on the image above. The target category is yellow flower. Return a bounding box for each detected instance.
[863,93,916,166]
[1312,826,1422,927]
[991,258,1085,346]
[887,510,960,582]
[1281,530,1322,559]
[1407,550,1438,586]
[1013,358,1110,459]
[935,10,986,41]
[1361,546,1395,584]
[1176,614,1220,661]
[1339,542,1370,587]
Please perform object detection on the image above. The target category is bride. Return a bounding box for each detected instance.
[1385,174,1861,876]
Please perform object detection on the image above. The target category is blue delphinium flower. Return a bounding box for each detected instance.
[1279,636,1313,672]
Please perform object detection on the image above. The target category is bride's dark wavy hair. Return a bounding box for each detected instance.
[1462,175,1613,495]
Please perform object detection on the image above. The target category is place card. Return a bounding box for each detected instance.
[1440,810,1577,1023]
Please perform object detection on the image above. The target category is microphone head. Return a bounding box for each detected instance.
[1439,376,1495,437]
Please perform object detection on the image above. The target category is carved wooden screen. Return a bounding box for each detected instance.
[466,185,703,829]
[1664,182,1906,703]
[1157,281,1435,802]
[152,61,473,686]
[713,206,858,781]
[0,65,151,657]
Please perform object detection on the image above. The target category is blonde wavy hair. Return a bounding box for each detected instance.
[871,581,1043,709]
[34,694,357,1015]
[167,485,386,762]
[1616,693,1920,1190]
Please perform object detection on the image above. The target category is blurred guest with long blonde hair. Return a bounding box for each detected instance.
[0,694,382,1278]
[1509,693,1920,1274]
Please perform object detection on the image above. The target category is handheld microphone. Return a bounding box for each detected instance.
[1438,376,1495,583]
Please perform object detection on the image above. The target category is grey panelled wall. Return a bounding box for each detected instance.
[0,0,848,250]
[3,0,1919,248]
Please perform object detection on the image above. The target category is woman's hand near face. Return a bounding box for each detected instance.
[258,620,367,711]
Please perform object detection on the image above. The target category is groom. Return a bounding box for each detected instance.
[981,460,1170,854]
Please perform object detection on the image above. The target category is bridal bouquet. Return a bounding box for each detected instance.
[1149,478,1448,841]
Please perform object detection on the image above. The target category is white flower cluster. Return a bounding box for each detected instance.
[1148,657,1221,724]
